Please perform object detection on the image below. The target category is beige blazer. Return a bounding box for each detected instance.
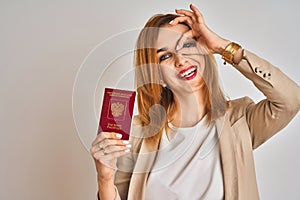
[103,50,300,200]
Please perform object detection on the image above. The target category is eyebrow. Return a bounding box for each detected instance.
[156,33,185,54]
[156,47,167,54]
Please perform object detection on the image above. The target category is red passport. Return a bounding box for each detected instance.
[98,88,136,140]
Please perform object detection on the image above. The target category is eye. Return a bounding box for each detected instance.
[159,53,172,62]
[183,41,196,48]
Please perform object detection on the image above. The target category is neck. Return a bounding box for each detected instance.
[171,90,207,127]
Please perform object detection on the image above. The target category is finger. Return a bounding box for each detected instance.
[171,16,193,27]
[97,150,130,168]
[175,9,196,21]
[175,30,195,49]
[104,143,132,155]
[92,132,122,146]
[92,148,111,160]
[100,139,130,151]
[103,149,131,160]
[190,4,204,23]
[182,29,194,39]
[93,146,131,161]
[90,138,129,154]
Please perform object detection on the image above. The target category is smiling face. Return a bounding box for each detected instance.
[134,14,227,137]
[156,24,206,95]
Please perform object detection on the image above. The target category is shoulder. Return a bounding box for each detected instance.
[227,96,254,109]
[226,96,254,124]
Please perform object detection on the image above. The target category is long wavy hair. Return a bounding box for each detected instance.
[134,14,227,144]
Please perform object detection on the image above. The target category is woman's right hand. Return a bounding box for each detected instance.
[171,4,230,55]
[90,132,131,181]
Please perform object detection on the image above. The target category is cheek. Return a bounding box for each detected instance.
[184,56,205,77]
[160,67,179,87]
[156,55,175,80]
[160,65,175,79]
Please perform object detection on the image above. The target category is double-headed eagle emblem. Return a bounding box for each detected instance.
[111,102,125,117]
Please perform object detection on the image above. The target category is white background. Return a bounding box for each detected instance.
[1,0,300,199]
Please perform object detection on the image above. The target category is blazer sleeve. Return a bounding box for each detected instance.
[233,50,300,149]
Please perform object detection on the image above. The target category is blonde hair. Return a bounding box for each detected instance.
[134,14,227,144]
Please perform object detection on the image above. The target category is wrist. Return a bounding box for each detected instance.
[221,42,242,65]
[216,39,231,55]
[232,48,243,65]
[98,178,116,200]
[97,174,114,183]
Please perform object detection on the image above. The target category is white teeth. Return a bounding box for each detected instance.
[179,67,197,78]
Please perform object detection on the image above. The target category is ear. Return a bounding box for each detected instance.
[160,79,167,88]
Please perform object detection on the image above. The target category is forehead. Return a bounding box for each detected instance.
[156,24,190,49]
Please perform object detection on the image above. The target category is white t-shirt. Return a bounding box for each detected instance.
[145,116,224,200]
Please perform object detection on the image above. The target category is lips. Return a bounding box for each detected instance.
[177,65,198,80]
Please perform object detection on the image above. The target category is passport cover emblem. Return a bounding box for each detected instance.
[110,102,125,118]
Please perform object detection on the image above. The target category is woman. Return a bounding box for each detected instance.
[90,4,300,200]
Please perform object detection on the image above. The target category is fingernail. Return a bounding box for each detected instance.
[116,133,122,138]
[126,144,132,148]
[122,140,130,145]
[124,149,130,153]
[169,20,174,24]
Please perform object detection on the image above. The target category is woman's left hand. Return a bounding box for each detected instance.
[171,4,230,55]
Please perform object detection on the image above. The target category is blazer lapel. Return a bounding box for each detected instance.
[216,115,239,200]
[127,136,160,200]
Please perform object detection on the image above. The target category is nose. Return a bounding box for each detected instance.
[174,52,187,68]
